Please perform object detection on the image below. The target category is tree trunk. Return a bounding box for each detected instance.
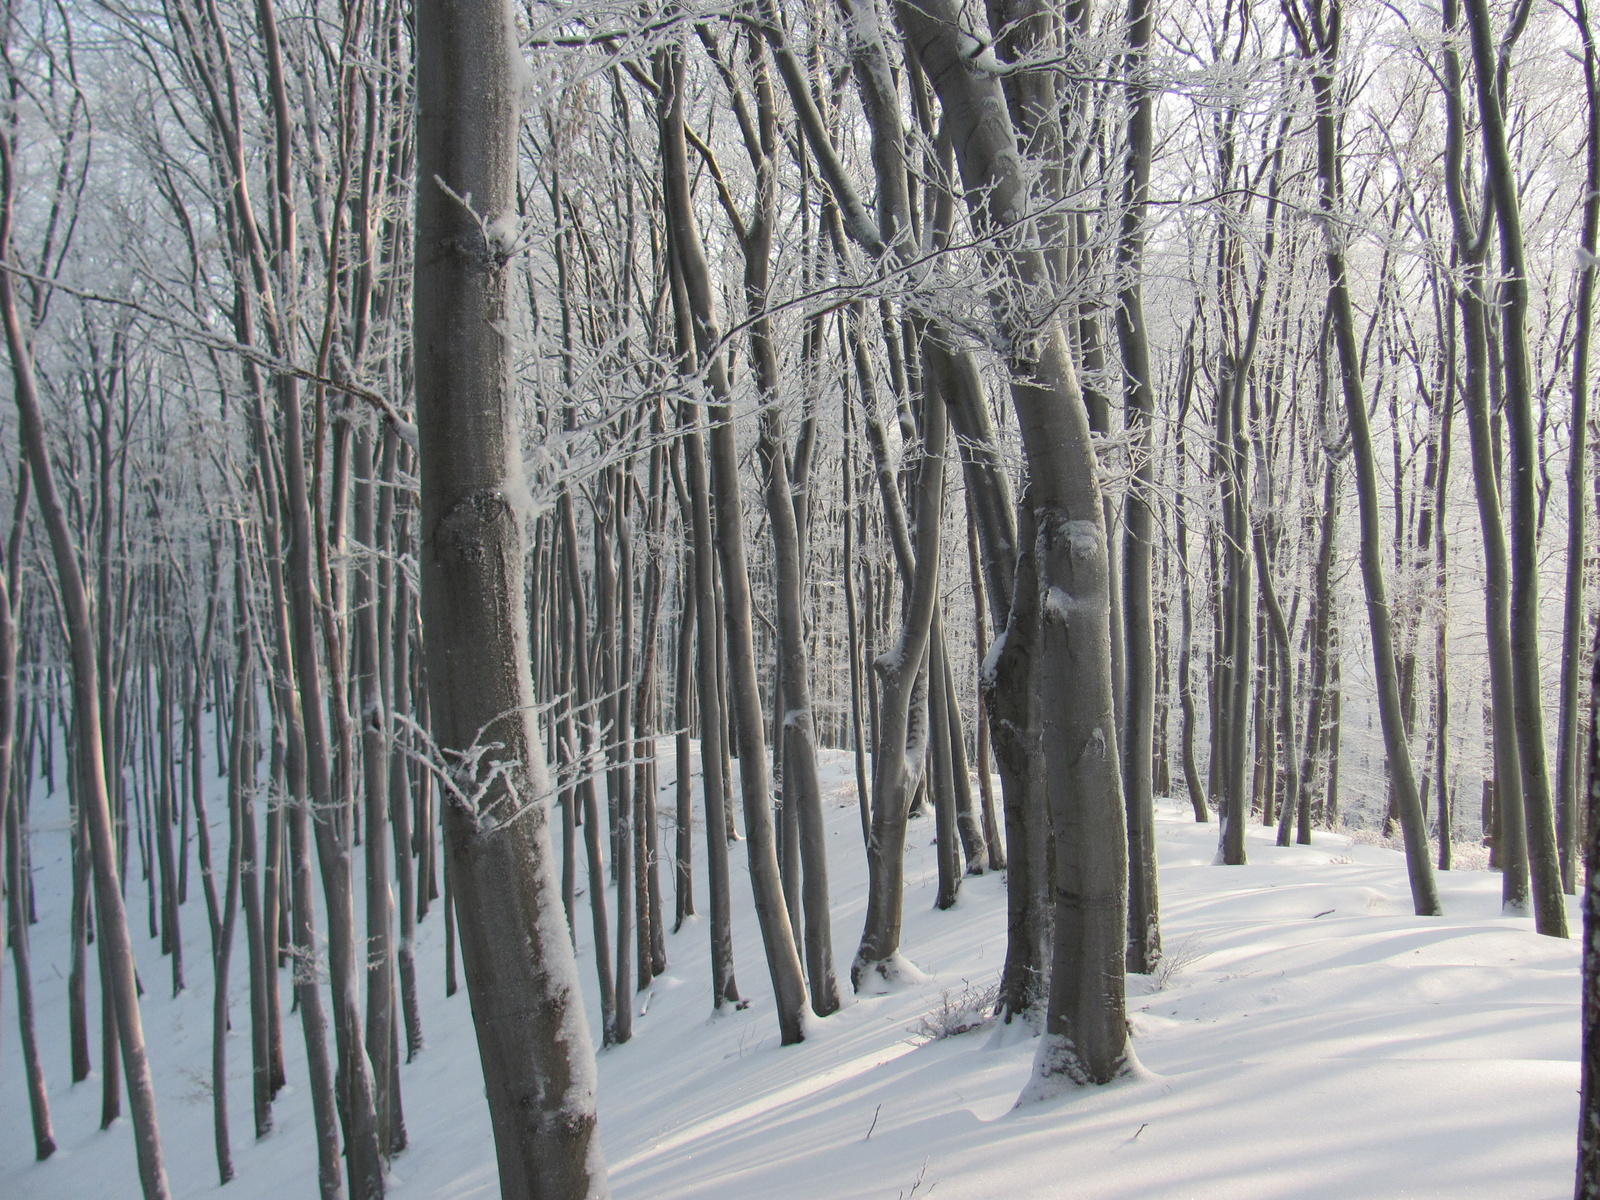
[660,40,808,1043]
[1290,0,1440,915]
[897,0,1131,1086]
[1117,0,1161,972]
[1,124,170,1198]
[414,0,609,1188]
[1440,0,1531,914]
[1556,0,1599,897]
[1462,0,1569,937]
[0,473,52,1161]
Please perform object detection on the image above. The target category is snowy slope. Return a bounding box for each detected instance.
[0,747,1582,1199]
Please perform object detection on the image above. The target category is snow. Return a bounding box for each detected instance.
[483,214,520,259]
[1,745,1584,1200]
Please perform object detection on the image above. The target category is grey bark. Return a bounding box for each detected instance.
[1,465,52,1160]
[414,0,610,1188]
[1461,0,1568,937]
[660,39,809,1043]
[1440,0,1531,915]
[1288,0,1440,916]
[898,0,1131,1084]
[1116,0,1160,972]
[1556,0,1599,897]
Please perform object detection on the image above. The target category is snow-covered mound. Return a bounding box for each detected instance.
[1,750,1581,1199]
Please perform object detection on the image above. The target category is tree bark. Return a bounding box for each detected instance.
[415,0,610,1189]
[1462,0,1569,936]
[1289,0,1440,916]
[1,122,171,1198]
[660,39,809,1043]
[1556,0,1599,897]
[1116,0,1161,971]
[898,0,1131,1086]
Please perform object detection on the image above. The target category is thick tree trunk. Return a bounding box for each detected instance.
[414,0,609,1190]
[898,0,1131,1086]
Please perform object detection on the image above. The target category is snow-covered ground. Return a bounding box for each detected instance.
[1,745,1582,1198]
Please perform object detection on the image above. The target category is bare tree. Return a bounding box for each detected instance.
[414,0,609,1192]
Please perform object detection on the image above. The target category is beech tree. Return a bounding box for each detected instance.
[0,0,1596,1195]
[414,0,608,1193]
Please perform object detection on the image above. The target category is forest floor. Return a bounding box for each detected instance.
[0,745,1583,1199]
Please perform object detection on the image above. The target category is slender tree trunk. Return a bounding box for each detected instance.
[213,571,248,1185]
[1,124,171,1198]
[1576,535,1600,1196]
[384,434,423,1060]
[236,543,274,1139]
[1297,448,1340,846]
[1290,0,1440,915]
[661,41,808,1042]
[1117,0,1160,971]
[354,424,398,1150]
[1557,0,1599,897]
[1462,0,1568,937]
[551,165,617,1045]
[665,257,738,1008]
[672,534,695,931]
[1440,0,1531,913]
[1,474,52,1160]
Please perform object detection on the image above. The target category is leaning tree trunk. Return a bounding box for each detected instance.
[660,39,809,1044]
[1,128,170,1198]
[414,0,609,1192]
[1289,0,1440,916]
[896,0,1131,1088]
[1462,0,1568,937]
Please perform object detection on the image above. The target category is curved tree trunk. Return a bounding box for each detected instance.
[1289,0,1440,916]
[2,151,170,1200]
[898,0,1131,1087]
